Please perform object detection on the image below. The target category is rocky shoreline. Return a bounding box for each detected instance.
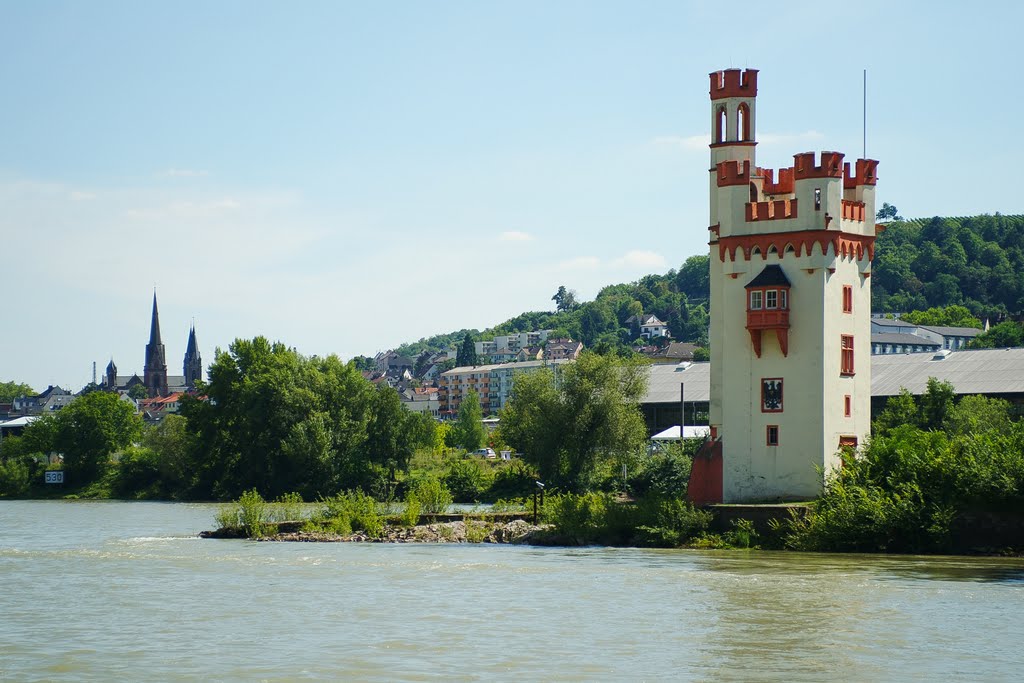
[200,519,551,544]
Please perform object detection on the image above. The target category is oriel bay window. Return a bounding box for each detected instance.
[745,265,791,357]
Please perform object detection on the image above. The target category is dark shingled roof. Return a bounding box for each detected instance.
[745,265,791,288]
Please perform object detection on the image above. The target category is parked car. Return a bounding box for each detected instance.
[473,448,497,458]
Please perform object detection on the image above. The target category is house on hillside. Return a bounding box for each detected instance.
[640,341,699,364]
[544,338,583,361]
[626,314,670,339]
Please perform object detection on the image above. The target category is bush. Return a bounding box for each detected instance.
[630,442,696,498]
[443,457,490,502]
[401,491,421,527]
[0,457,32,497]
[411,477,453,514]
[238,489,269,538]
[634,497,712,547]
[542,492,611,544]
[486,461,535,500]
[785,416,1024,553]
[268,492,305,522]
[113,447,164,499]
[317,490,384,538]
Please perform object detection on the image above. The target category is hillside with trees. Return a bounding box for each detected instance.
[392,213,1024,362]
[395,254,711,360]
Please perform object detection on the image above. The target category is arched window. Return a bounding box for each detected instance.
[715,106,727,144]
[749,182,757,203]
[737,103,750,141]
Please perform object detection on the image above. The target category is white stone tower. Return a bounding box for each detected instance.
[704,68,879,503]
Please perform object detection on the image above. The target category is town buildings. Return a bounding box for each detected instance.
[703,68,878,503]
[438,358,569,416]
[870,317,981,354]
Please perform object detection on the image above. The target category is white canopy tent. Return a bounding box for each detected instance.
[650,425,710,441]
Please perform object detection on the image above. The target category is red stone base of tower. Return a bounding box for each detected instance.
[687,439,723,505]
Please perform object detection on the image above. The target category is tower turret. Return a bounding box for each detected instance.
[143,291,168,397]
[105,359,117,389]
[184,324,202,390]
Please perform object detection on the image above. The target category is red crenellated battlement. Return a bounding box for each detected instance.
[709,69,758,101]
[760,166,795,195]
[793,151,844,180]
[717,160,753,186]
[843,158,879,188]
[746,198,797,222]
[841,199,866,222]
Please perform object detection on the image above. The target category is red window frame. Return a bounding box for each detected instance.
[842,285,853,314]
[844,394,852,417]
[766,425,779,446]
[841,335,855,375]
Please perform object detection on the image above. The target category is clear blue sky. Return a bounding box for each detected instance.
[4,1,1022,391]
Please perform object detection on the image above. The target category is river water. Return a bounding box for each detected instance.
[1,501,1022,681]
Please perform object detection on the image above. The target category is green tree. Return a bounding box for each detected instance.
[141,414,193,495]
[500,352,648,491]
[456,333,478,367]
[40,391,143,483]
[351,355,376,372]
[451,390,485,451]
[675,255,710,302]
[0,381,34,403]
[362,386,425,480]
[179,337,374,500]
[876,202,903,221]
[552,285,579,313]
[127,384,148,400]
[969,321,1024,349]
[901,305,982,329]
[874,389,919,437]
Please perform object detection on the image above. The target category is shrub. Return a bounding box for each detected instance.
[214,504,240,531]
[630,443,694,498]
[268,492,305,522]
[443,458,490,502]
[318,490,384,538]
[113,447,163,499]
[238,489,269,538]
[411,477,453,514]
[634,497,712,547]
[491,497,528,513]
[486,461,535,500]
[0,457,32,497]
[401,492,421,527]
[465,520,491,543]
[542,492,610,544]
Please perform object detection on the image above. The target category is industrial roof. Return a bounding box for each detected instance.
[643,348,1024,404]
[917,325,983,337]
[871,333,940,346]
[871,347,1024,397]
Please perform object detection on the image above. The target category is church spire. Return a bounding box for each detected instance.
[149,290,162,348]
[144,290,168,397]
[184,322,202,390]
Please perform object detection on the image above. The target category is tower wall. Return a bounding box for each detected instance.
[706,68,878,503]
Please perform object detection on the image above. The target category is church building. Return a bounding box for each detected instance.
[697,68,880,503]
[103,292,202,398]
